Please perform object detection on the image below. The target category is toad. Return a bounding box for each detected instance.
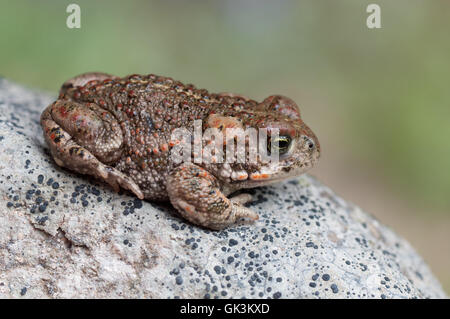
[41,72,320,229]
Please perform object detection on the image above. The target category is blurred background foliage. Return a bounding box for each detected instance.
[1,0,449,293]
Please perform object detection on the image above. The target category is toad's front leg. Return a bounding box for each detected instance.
[166,163,258,230]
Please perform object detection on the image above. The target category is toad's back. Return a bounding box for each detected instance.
[59,73,258,199]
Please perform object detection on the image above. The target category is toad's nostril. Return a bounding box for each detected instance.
[307,138,315,150]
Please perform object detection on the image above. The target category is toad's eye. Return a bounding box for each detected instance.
[268,135,292,155]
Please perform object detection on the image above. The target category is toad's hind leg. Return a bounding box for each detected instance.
[40,100,144,199]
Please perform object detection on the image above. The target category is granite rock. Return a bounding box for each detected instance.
[0,78,446,298]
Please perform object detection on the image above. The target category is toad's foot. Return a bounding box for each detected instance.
[97,166,144,199]
[166,163,258,230]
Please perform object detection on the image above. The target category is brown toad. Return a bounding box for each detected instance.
[41,72,320,229]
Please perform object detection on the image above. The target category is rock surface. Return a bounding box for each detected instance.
[0,78,446,299]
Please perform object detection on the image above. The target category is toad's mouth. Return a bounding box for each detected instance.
[240,164,313,188]
[244,176,289,188]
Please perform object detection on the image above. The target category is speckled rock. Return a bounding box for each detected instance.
[0,78,446,299]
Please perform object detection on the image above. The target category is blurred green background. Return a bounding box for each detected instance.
[1,0,449,294]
